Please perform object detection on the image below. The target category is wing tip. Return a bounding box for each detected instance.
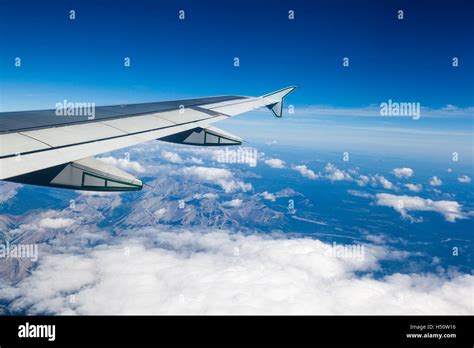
[261,86,298,99]
[262,85,297,117]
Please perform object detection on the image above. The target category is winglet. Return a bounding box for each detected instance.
[261,86,297,117]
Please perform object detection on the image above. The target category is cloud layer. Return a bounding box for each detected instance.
[1,229,471,315]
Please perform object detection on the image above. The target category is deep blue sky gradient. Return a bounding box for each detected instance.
[1,0,473,111]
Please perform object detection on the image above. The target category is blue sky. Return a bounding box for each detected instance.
[0,0,472,161]
[0,0,473,315]
[1,0,473,110]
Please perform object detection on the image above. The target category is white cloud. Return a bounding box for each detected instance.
[355,175,370,187]
[294,104,474,118]
[429,176,443,187]
[392,168,414,179]
[347,190,372,199]
[188,157,204,165]
[292,165,318,180]
[223,199,243,208]
[261,191,276,202]
[264,158,285,169]
[375,175,394,190]
[181,166,252,193]
[0,182,20,204]
[329,170,349,181]
[98,156,145,173]
[375,193,468,223]
[182,166,227,180]
[161,150,183,164]
[153,208,167,220]
[325,163,352,182]
[404,183,422,193]
[193,193,219,200]
[1,229,472,315]
[176,147,222,160]
[39,218,75,229]
[458,175,471,184]
[78,191,122,196]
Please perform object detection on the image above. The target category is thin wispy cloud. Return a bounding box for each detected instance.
[292,104,474,118]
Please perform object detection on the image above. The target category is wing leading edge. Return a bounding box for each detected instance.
[0,86,296,191]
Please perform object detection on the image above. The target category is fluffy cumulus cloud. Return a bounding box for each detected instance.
[292,165,319,180]
[98,156,145,173]
[325,163,352,182]
[223,199,243,208]
[158,148,204,165]
[161,150,183,164]
[375,193,468,223]
[0,229,471,315]
[288,162,407,190]
[404,183,422,193]
[429,176,443,187]
[181,166,252,193]
[458,175,471,184]
[264,158,286,169]
[260,191,276,201]
[355,175,370,187]
[39,217,75,229]
[374,175,394,190]
[392,167,414,179]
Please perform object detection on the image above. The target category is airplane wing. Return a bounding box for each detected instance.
[0,86,296,191]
